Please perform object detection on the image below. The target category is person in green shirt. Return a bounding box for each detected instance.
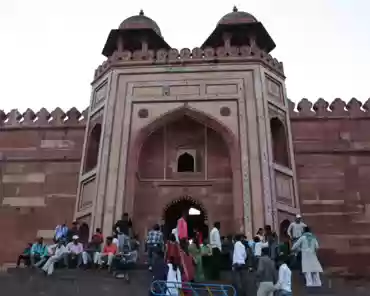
[200,238,213,280]
[16,243,32,267]
[188,237,205,282]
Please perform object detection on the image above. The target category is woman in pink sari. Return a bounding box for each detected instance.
[179,239,195,296]
[177,212,188,241]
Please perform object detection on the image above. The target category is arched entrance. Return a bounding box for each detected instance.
[163,196,208,240]
[126,106,243,240]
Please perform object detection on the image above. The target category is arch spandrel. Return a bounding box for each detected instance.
[131,104,239,155]
[124,104,244,236]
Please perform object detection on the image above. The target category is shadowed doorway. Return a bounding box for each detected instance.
[163,197,208,241]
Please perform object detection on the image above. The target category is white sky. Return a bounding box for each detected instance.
[0,0,369,113]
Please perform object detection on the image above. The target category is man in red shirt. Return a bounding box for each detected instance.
[94,236,117,271]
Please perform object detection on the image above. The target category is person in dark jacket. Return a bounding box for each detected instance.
[67,221,79,242]
[149,249,168,296]
[256,247,277,296]
[114,213,133,236]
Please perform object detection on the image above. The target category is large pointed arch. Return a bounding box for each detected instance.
[124,105,244,233]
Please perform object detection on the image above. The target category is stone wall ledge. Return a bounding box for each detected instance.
[288,98,370,118]
[144,179,232,186]
[0,157,82,162]
[0,108,88,128]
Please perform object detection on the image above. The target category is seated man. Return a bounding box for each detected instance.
[92,228,104,244]
[82,234,103,267]
[30,237,47,267]
[16,243,32,267]
[66,235,83,268]
[95,236,117,271]
[111,236,139,280]
[42,240,68,275]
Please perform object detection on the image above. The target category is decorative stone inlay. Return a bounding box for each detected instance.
[220,106,231,116]
[138,108,149,118]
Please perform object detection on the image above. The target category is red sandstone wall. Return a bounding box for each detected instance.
[289,98,370,277]
[0,108,86,265]
[1,100,370,276]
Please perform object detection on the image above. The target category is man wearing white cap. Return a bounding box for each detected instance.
[66,235,84,267]
[287,214,306,243]
[42,240,68,275]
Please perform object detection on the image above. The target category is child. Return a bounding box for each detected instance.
[16,243,32,267]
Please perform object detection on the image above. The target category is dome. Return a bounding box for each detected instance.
[119,10,162,37]
[217,6,257,26]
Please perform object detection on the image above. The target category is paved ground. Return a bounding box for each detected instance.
[0,267,368,296]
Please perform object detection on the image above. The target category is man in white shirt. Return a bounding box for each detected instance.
[42,240,68,275]
[66,235,83,267]
[232,234,247,296]
[209,221,222,280]
[287,214,306,243]
[275,257,292,296]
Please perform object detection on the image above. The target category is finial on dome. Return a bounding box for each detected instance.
[139,9,144,16]
[233,6,238,12]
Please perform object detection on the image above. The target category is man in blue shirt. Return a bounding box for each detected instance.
[55,222,68,242]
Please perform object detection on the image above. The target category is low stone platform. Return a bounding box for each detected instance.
[0,267,368,296]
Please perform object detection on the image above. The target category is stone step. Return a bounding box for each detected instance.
[1,267,368,296]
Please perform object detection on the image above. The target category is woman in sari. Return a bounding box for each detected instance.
[188,237,205,282]
[179,239,195,296]
[165,234,181,266]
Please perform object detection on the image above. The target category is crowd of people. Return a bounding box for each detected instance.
[148,212,324,296]
[16,214,139,280]
[15,212,323,296]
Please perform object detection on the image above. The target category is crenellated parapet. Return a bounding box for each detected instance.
[288,98,370,118]
[0,107,89,129]
[94,45,284,81]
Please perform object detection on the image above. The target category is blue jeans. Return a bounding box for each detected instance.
[147,245,160,267]
[279,291,292,296]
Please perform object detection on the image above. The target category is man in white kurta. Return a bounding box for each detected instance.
[42,241,68,275]
[292,227,323,287]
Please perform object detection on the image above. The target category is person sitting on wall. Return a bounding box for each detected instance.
[81,233,103,268]
[67,221,79,243]
[95,236,118,271]
[16,243,32,268]
[78,223,90,248]
[92,228,104,244]
[42,239,68,276]
[114,213,133,236]
[66,235,84,268]
[30,237,47,267]
[54,221,69,242]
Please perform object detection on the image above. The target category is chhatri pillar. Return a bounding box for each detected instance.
[74,8,299,240]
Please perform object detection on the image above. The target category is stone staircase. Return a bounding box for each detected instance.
[2,267,369,296]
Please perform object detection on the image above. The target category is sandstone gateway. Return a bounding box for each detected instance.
[0,9,369,276]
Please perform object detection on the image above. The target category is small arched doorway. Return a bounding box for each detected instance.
[163,196,208,240]
[279,219,291,243]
